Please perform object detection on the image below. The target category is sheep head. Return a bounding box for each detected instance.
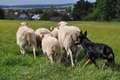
[58,21,68,26]
[19,22,28,27]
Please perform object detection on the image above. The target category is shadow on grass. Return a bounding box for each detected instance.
[26,48,43,56]
[60,49,87,68]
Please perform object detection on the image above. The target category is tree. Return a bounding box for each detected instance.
[90,0,117,21]
[40,12,50,20]
[115,0,120,21]
[50,4,54,12]
[72,0,93,21]
[35,8,43,14]
[62,15,72,21]
[50,11,61,17]
[65,6,71,12]
[0,7,5,19]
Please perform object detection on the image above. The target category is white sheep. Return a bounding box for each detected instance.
[16,22,37,59]
[35,28,50,49]
[58,21,82,68]
[41,34,61,63]
[50,26,59,39]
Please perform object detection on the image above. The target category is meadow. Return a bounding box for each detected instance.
[0,20,120,80]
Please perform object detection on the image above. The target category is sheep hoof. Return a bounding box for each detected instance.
[22,53,25,55]
[72,65,75,69]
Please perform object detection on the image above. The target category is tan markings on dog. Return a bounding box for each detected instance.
[102,59,108,69]
[108,54,113,58]
[82,59,91,68]
[75,41,80,44]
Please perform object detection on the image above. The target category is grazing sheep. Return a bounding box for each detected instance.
[16,22,37,59]
[58,21,82,68]
[35,28,50,48]
[50,26,59,39]
[41,34,61,63]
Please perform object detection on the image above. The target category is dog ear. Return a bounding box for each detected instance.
[80,31,82,36]
[84,31,87,37]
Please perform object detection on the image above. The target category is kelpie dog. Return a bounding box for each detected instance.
[75,31,116,70]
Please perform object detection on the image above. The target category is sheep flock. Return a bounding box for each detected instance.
[16,21,82,68]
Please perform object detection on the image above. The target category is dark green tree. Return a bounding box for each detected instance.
[35,8,43,14]
[90,0,117,21]
[40,12,50,20]
[72,0,93,21]
[50,4,54,12]
[50,11,61,17]
[0,7,5,19]
[65,6,71,12]
[62,15,72,21]
[115,0,120,21]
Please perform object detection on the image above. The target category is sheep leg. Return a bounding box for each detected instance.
[33,48,36,59]
[75,45,82,63]
[68,49,75,68]
[47,54,53,63]
[31,41,37,59]
[20,46,25,55]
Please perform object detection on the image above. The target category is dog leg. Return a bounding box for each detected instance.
[102,59,108,69]
[92,59,99,68]
[110,62,117,70]
[82,59,91,68]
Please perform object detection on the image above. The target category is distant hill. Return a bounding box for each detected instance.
[0,3,74,10]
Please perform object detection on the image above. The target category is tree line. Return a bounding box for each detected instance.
[73,0,119,21]
[0,0,120,21]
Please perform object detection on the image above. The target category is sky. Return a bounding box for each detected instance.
[0,0,96,5]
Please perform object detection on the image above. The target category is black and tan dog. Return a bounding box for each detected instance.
[75,31,116,70]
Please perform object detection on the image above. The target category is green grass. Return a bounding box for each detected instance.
[0,20,120,80]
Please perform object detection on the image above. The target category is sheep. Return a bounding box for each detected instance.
[58,21,82,68]
[35,28,50,49]
[16,22,37,59]
[50,26,59,39]
[41,34,61,63]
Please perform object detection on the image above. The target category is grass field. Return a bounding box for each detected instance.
[0,20,120,80]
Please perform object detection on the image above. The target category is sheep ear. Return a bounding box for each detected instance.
[50,27,54,31]
[26,23,28,25]
[58,23,60,25]
[57,27,59,29]
[66,23,68,25]
[19,23,21,25]
[40,34,44,39]
[84,31,87,37]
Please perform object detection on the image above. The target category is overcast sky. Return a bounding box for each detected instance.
[0,0,96,5]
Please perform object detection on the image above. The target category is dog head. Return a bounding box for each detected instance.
[75,31,87,45]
